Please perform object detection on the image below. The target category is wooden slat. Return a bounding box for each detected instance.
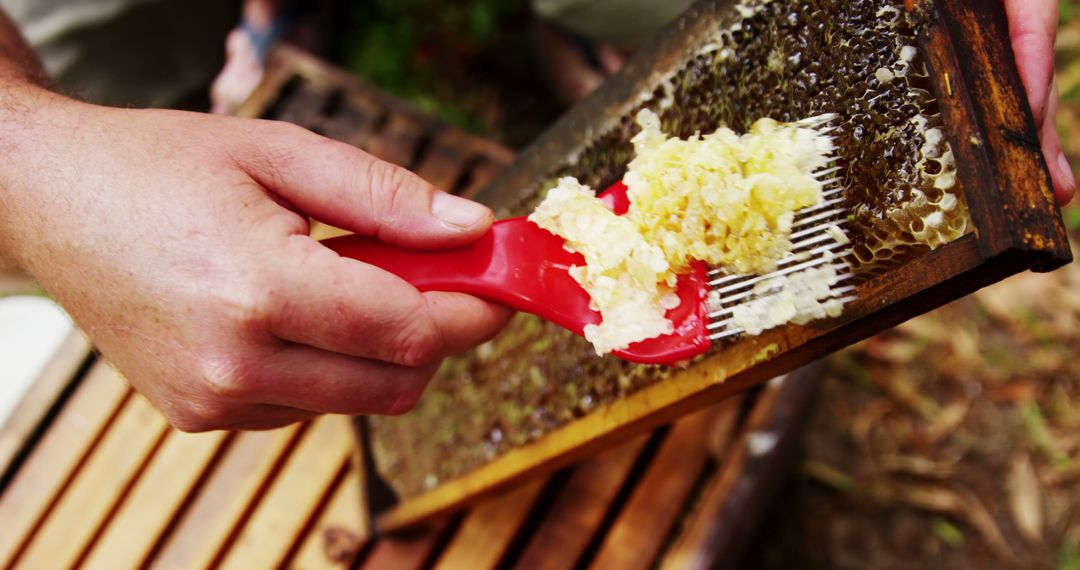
[457,158,506,200]
[80,429,230,570]
[659,369,821,569]
[321,95,385,149]
[433,477,548,570]
[0,331,90,479]
[13,393,169,569]
[273,80,330,130]
[514,435,649,570]
[0,362,129,566]
[149,425,304,570]
[233,55,303,120]
[589,401,742,570]
[218,415,357,569]
[413,132,469,192]
[361,523,449,570]
[365,114,426,168]
[287,465,369,570]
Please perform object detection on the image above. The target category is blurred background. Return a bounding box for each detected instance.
[1,1,1079,567]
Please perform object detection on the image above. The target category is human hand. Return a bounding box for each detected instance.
[1006,0,1076,205]
[0,91,512,431]
[210,0,293,115]
[210,26,267,115]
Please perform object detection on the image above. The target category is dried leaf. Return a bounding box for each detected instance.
[863,335,923,364]
[802,460,858,495]
[923,400,970,445]
[1007,453,1044,544]
[894,314,946,339]
[888,483,1016,562]
[879,454,957,480]
[1023,400,1074,470]
[871,369,940,420]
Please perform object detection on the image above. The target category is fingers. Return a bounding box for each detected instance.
[265,235,510,367]
[241,123,494,249]
[422,291,515,354]
[266,235,440,365]
[1041,82,1077,204]
[166,394,319,433]
[216,405,319,431]
[248,344,438,415]
[1005,0,1075,205]
[211,28,266,115]
[1005,0,1058,126]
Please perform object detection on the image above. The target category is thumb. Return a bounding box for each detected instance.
[242,121,493,248]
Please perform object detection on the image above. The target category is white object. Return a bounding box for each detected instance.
[0,296,74,424]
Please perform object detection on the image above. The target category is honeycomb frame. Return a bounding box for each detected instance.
[369,0,1071,533]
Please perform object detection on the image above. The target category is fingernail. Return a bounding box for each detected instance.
[1059,152,1076,193]
[432,192,490,230]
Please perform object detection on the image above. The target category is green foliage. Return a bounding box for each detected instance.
[336,0,537,137]
[1022,400,1074,470]
[931,517,965,548]
[1060,537,1080,570]
[1064,206,1080,233]
[1063,0,1077,26]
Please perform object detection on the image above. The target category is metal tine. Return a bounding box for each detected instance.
[710,247,852,292]
[787,229,842,252]
[795,192,845,213]
[797,196,846,213]
[706,285,858,331]
[789,209,848,234]
[709,273,856,313]
[708,254,853,294]
[706,222,851,287]
[707,292,860,341]
[710,248,848,290]
[705,112,853,341]
[708,241,853,281]
[814,165,843,178]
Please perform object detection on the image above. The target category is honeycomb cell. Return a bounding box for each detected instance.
[523,0,971,272]
[370,0,975,499]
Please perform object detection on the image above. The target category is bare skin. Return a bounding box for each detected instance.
[0,4,1071,432]
[1006,0,1075,205]
[0,10,510,431]
[211,0,284,115]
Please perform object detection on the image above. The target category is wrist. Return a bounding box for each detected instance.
[0,85,88,268]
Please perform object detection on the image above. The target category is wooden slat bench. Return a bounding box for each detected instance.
[0,46,822,569]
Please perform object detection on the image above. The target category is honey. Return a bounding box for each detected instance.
[370,0,971,498]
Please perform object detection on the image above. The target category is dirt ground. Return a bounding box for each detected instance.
[746,258,1080,569]
[744,11,1080,568]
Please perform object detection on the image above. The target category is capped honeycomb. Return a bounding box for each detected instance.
[371,0,973,498]
[536,0,970,272]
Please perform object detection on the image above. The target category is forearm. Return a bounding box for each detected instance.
[0,8,74,272]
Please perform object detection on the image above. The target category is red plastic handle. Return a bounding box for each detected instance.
[322,216,600,336]
[321,182,712,365]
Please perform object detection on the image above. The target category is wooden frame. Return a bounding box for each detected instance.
[372,0,1071,533]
